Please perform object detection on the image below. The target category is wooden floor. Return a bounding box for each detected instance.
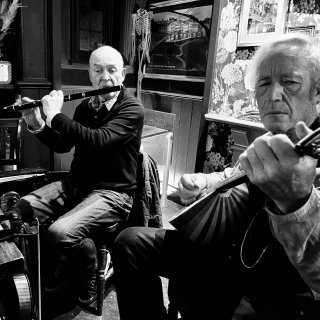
[46,199,183,320]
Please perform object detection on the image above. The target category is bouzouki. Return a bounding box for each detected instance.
[169,127,320,248]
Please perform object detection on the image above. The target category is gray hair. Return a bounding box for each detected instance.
[246,34,320,92]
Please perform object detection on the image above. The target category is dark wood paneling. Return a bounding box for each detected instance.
[186,99,202,174]
[18,85,51,170]
[173,98,192,185]
[170,97,182,186]
[20,0,48,81]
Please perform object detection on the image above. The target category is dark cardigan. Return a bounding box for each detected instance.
[36,87,145,193]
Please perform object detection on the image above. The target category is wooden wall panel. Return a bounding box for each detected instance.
[19,86,52,170]
[186,99,202,174]
[141,91,203,187]
[170,97,182,186]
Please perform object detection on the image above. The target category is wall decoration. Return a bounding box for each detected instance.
[209,0,258,120]
[145,0,213,81]
[292,0,320,14]
[130,2,152,99]
[238,0,289,46]
[287,24,316,36]
[287,10,320,39]
[203,122,234,173]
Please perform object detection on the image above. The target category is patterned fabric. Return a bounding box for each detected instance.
[88,93,119,112]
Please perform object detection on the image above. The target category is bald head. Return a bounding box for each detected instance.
[89,46,124,68]
[88,45,126,100]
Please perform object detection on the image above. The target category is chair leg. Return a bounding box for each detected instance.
[96,244,107,316]
[167,279,179,320]
[160,132,173,208]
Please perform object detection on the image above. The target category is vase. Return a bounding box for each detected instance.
[0,42,12,85]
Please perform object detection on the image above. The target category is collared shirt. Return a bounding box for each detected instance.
[89,93,119,112]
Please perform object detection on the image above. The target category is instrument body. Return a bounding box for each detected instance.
[170,127,320,248]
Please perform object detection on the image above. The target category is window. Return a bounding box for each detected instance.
[70,0,113,64]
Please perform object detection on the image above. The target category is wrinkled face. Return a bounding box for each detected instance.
[255,51,319,140]
[89,47,126,100]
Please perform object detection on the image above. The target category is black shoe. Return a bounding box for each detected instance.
[44,264,69,293]
[78,269,97,306]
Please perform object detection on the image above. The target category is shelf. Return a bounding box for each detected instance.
[205,113,265,130]
[0,84,14,90]
[143,73,205,82]
[141,89,203,100]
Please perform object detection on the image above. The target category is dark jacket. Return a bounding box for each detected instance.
[128,151,163,228]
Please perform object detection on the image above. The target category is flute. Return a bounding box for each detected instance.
[2,85,123,112]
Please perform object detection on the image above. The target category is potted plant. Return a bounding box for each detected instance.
[0,0,21,84]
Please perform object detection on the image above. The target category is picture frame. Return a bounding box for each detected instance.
[145,0,213,81]
[287,25,315,37]
[237,0,289,47]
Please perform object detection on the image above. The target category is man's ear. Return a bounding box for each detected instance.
[122,67,126,80]
[313,85,320,110]
[88,69,92,83]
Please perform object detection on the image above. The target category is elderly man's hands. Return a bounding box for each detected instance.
[20,97,44,131]
[239,122,317,214]
[41,90,64,119]
[178,173,207,205]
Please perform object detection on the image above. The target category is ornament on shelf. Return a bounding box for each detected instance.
[131,0,152,99]
[0,47,12,84]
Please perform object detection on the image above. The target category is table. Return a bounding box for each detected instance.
[141,125,172,207]
[142,125,168,139]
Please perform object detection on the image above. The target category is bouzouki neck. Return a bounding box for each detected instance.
[202,127,320,197]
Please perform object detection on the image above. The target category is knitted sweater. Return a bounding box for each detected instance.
[36,87,144,193]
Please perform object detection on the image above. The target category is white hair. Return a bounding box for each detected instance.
[246,34,320,92]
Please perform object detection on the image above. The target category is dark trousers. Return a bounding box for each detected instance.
[113,227,242,320]
[113,226,320,320]
[17,177,133,274]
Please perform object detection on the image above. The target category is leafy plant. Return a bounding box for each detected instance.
[0,0,22,42]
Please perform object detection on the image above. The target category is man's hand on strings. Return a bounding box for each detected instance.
[239,122,317,214]
[178,173,207,205]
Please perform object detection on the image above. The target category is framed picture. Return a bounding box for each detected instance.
[145,0,213,81]
[238,0,289,47]
[287,25,315,37]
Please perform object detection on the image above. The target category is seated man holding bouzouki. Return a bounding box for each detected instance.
[112,35,320,320]
[5,45,144,307]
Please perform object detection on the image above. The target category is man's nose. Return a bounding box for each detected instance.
[101,70,110,81]
[269,82,283,101]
